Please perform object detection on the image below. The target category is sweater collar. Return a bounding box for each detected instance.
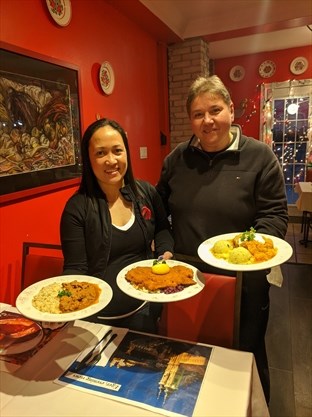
[188,124,242,152]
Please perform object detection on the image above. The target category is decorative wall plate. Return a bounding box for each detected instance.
[99,61,115,95]
[46,0,72,27]
[290,57,308,75]
[229,65,245,82]
[259,60,276,78]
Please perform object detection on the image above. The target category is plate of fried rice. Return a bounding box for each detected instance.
[16,276,113,322]
[198,232,293,271]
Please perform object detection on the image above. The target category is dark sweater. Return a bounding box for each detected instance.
[156,125,288,261]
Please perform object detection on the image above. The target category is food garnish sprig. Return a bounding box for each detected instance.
[57,289,72,298]
[240,227,256,242]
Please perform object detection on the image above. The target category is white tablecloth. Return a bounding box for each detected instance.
[295,182,312,212]
[0,303,269,417]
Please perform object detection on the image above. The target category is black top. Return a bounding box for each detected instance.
[102,219,146,317]
[60,179,174,317]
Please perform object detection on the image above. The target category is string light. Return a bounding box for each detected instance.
[261,79,312,192]
[239,84,262,128]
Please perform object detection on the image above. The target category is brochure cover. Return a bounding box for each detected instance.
[0,310,67,373]
[57,330,213,417]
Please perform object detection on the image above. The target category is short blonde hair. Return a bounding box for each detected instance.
[186,75,232,116]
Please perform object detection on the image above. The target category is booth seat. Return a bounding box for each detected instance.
[158,273,237,348]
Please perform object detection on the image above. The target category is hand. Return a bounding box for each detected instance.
[159,251,173,260]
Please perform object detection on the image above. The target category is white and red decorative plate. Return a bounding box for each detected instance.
[229,65,245,82]
[290,57,308,75]
[259,60,276,78]
[99,61,115,95]
[46,0,72,27]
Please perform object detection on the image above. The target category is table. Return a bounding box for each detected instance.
[0,303,269,417]
[295,182,312,212]
[295,182,312,246]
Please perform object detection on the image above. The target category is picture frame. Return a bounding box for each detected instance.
[0,43,82,204]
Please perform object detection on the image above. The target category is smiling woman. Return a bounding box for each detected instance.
[60,118,174,333]
[88,125,128,199]
[156,75,288,404]
[187,76,234,152]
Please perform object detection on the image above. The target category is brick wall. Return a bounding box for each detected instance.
[168,38,210,149]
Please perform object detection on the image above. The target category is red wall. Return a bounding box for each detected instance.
[214,45,312,139]
[0,0,168,304]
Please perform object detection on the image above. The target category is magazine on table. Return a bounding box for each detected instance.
[56,329,213,417]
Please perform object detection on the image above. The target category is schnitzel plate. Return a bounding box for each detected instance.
[117,260,205,302]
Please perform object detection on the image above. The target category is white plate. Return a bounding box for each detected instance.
[290,57,308,75]
[197,233,293,272]
[0,318,43,355]
[16,275,113,322]
[259,60,276,78]
[116,260,205,302]
[229,65,245,82]
[99,61,115,95]
[46,0,72,27]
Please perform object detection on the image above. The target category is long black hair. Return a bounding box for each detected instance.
[78,118,138,197]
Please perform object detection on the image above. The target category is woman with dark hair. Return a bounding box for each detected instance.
[60,118,173,332]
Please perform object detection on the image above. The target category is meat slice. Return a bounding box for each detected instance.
[125,265,195,292]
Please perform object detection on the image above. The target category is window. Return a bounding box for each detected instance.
[261,80,312,204]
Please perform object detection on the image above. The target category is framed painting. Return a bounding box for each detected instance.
[0,43,82,203]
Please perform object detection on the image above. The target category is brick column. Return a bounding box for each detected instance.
[168,38,210,149]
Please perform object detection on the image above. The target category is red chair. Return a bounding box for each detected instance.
[158,273,237,348]
[21,242,64,290]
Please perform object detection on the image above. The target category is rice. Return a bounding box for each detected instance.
[228,247,252,264]
[32,282,63,313]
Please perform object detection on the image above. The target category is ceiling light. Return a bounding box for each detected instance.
[287,103,299,115]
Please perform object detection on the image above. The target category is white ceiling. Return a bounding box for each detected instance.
[208,26,311,59]
[139,0,312,58]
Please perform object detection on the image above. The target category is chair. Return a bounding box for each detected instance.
[158,273,238,348]
[21,242,64,290]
